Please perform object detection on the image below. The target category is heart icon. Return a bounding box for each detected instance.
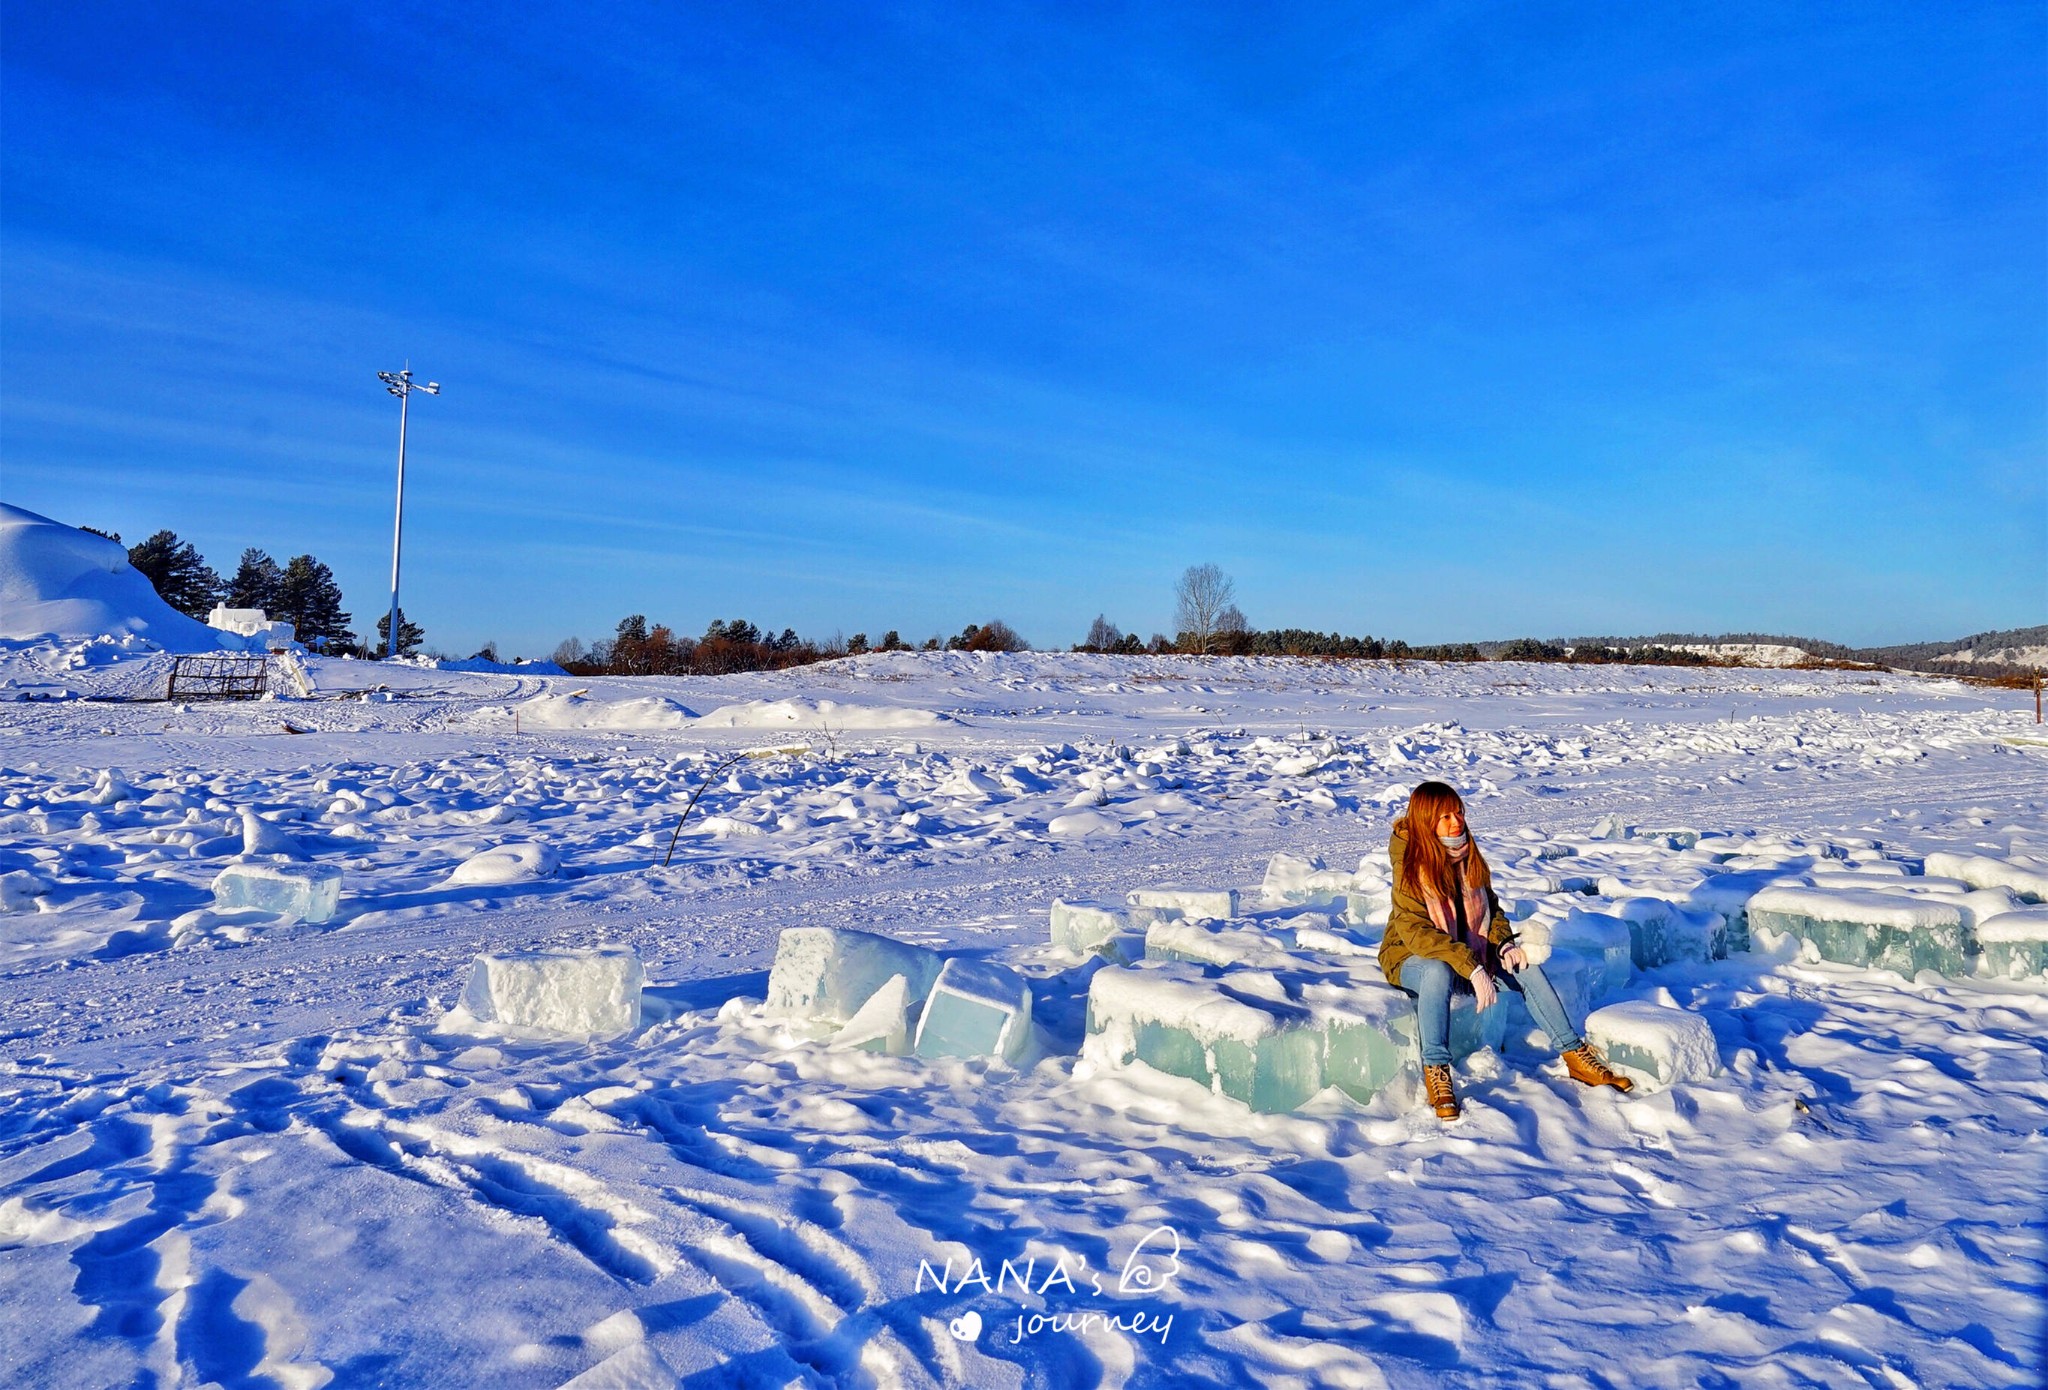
[947,1310,983,1343]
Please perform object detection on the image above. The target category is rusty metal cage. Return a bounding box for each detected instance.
[167,653,270,702]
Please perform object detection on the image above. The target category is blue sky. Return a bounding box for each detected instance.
[3,3,2042,655]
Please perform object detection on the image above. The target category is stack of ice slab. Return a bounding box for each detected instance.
[1050,898,1141,963]
[1747,886,1972,977]
[211,861,342,923]
[1085,957,1508,1113]
[1924,853,2048,904]
[1975,908,2048,981]
[1583,1001,1720,1089]
[914,958,1034,1062]
[766,927,944,1025]
[462,947,644,1036]
[1610,896,1723,969]
[1126,887,1239,924]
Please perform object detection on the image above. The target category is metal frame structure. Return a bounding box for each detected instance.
[167,653,270,702]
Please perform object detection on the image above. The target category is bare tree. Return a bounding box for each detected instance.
[1082,615,1123,651]
[1174,563,1238,654]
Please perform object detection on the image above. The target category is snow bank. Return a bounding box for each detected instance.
[0,502,235,650]
[692,697,947,730]
[517,692,697,729]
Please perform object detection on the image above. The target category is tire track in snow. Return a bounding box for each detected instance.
[297,1103,672,1286]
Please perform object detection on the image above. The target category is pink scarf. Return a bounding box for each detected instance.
[1421,848,1493,962]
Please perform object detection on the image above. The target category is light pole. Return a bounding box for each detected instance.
[377,366,439,659]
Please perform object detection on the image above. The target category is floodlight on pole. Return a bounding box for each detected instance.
[377,366,439,660]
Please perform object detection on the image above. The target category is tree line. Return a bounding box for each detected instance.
[1072,564,1725,665]
[91,527,376,653]
[552,617,1029,676]
[107,532,1753,672]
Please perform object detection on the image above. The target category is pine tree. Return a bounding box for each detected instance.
[375,608,426,657]
[226,548,285,611]
[127,530,222,618]
[275,555,352,650]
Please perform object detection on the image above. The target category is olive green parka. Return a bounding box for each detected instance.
[1377,822,1518,988]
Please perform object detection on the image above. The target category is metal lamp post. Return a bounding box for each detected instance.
[377,366,439,659]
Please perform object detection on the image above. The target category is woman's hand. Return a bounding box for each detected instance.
[1471,969,1498,1010]
[1499,945,1529,973]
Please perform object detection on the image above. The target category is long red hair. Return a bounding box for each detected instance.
[1394,780,1492,903]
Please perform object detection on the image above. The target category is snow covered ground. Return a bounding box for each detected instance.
[2,649,2043,1388]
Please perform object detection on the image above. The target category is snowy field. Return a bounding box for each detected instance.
[2,649,2044,1389]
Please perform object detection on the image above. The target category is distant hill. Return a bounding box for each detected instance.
[1477,628,2046,676]
[1858,625,2048,677]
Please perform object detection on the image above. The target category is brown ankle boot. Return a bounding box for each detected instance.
[1423,1064,1461,1120]
[1563,1042,1634,1092]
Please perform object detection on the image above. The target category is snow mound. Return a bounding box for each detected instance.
[517,692,696,729]
[0,502,234,650]
[692,697,948,730]
[445,842,561,885]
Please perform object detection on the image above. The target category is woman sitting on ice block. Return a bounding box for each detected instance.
[1381,780,1632,1121]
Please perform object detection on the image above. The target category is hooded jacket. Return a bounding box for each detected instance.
[1378,822,1517,987]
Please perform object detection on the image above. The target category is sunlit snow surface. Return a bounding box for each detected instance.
[1,648,2043,1388]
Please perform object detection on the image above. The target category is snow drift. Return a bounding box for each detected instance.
[692,697,948,730]
[0,502,234,651]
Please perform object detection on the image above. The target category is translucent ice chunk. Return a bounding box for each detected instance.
[1261,854,1354,906]
[1262,852,1321,902]
[461,947,643,1035]
[210,861,341,923]
[1126,887,1239,923]
[1584,1001,1720,1088]
[1050,898,1126,957]
[1747,886,1971,977]
[1343,885,1392,930]
[1610,897,1722,970]
[913,958,1033,1062]
[1589,814,1631,841]
[1975,908,2048,980]
[1085,960,1504,1113]
[766,927,944,1024]
[1529,947,1601,1021]
[834,973,914,1054]
[1548,909,1633,995]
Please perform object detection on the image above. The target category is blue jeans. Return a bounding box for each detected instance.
[1395,955,1585,1067]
